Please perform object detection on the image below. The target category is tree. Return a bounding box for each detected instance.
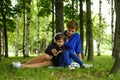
[86,0,94,61]
[36,0,41,54]
[24,0,31,57]
[0,30,1,61]
[55,0,64,33]
[97,0,102,56]
[45,16,49,48]
[15,15,19,56]
[1,30,4,56]
[52,0,55,38]
[23,0,26,57]
[72,0,75,20]
[0,0,8,57]
[79,0,84,59]
[111,0,115,57]
[111,0,120,73]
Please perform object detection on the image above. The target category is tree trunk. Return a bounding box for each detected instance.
[111,0,120,73]
[15,15,19,56]
[86,0,94,61]
[23,0,26,57]
[3,16,8,58]
[37,13,40,54]
[52,0,55,38]
[55,0,64,33]
[1,5,8,57]
[1,30,4,56]
[24,0,31,57]
[0,30,1,61]
[79,0,84,59]
[111,0,115,57]
[37,0,41,54]
[72,0,74,20]
[46,16,49,48]
[97,0,102,56]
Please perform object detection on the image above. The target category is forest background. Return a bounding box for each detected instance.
[0,0,113,57]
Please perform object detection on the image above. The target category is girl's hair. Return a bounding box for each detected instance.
[67,20,78,30]
[54,32,64,42]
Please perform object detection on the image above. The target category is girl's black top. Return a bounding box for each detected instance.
[44,42,65,66]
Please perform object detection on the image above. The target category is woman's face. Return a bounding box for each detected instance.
[66,28,76,37]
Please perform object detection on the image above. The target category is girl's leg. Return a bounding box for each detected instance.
[58,51,71,67]
[58,53,65,67]
[24,54,53,64]
[69,53,83,65]
[22,60,53,68]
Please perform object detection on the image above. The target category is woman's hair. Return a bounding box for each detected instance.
[54,32,64,42]
[67,20,78,30]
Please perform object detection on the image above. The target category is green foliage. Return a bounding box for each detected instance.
[0,55,120,80]
[38,0,52,17]
[6,18,16,32]
[92,14,108,40]
[64,1,79,21]
[101,34,112,51]
[13,0,23,15]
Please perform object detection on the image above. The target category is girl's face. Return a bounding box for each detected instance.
[66,28,76,37]
[55,39,64,47]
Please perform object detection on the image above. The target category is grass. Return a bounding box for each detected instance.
[0,55,120,80]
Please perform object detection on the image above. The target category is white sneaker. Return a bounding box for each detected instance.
[68,64,75,70]
[71,62,80,68]
[84,64,93,68]
[12,62,21,68]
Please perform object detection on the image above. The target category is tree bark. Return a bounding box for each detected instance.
[1,30,4,56]
[15,15,19,56]
[86,0,94,61]
[24,0,31,57]
[1,1,8,57]
[111,0,115,57]
[23,0,26,57]
[55,0,64,33]
[45,16,49,48]
[37,0,41,54]
[79,0,84,59]
[0,30,1,61]
[111,0,120,73]
[97,0,102,56]
[72,0,74,20]
[52,0,55,38]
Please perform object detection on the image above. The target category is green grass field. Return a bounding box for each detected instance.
[0,55,120,80]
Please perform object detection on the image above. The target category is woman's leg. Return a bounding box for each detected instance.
[69,53,83,65]
[24,54,53,64]
[21,60,53,68]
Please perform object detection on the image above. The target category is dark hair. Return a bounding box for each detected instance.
[67,20,78,30]
[54,32,64,42]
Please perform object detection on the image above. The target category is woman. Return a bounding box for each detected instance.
[56,20,85,68]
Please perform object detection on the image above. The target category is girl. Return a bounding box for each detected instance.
[12,32,67,68]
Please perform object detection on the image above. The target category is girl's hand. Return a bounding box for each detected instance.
[57,50,63,54]
[51,49,57,56]
[53,50,63,56]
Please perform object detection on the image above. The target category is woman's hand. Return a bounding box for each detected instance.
[65,36,69,42]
